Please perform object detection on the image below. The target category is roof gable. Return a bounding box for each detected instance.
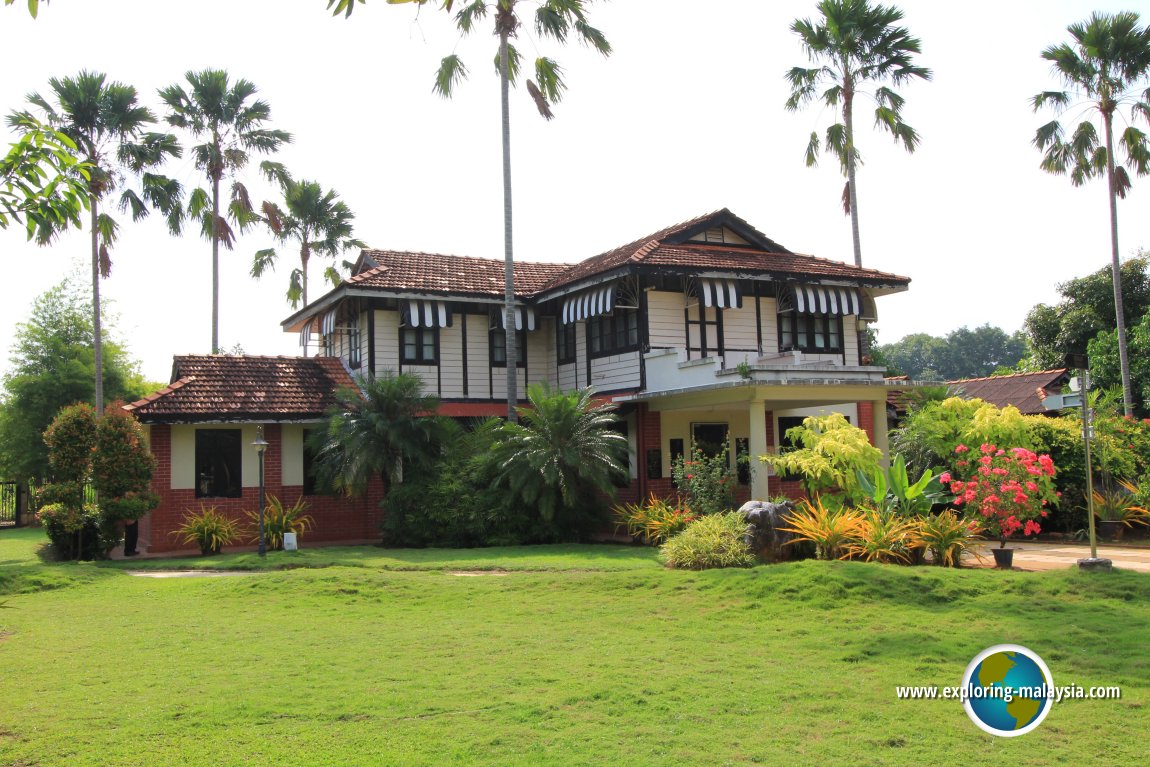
[948,369,1070,415]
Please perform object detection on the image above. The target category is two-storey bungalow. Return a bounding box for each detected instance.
[282,209,912,503]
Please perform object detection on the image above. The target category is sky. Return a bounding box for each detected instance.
[2,0,1149,385]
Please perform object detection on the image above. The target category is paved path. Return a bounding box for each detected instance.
[970,541,1150,572]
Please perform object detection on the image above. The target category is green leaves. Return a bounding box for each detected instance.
[434,54,469,98]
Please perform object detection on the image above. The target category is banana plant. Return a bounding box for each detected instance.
[858,454,949,516]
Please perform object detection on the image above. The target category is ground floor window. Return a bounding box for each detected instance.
[195,429,242,498]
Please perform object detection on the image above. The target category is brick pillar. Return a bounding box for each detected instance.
[263,423,282,487]
[147,424,172,551]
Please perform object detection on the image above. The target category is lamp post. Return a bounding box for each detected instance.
[1063,354,1111,572]
[253,426,268,557]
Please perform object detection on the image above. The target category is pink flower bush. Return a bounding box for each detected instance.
[942,443,1058,548]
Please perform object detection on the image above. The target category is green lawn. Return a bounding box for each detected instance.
[1,527,1147,766]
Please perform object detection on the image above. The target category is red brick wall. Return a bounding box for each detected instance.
[144,423,385,553]
[857,401,876,446]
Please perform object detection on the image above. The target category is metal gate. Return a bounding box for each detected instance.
[0,482,16,526]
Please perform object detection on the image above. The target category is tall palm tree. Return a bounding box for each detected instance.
[251,173,365,313]
[784,0,931,268]
[328,0,610,420]
[8,71,183,413]
[1033,11,1150,418]
[313,372,448,494]
[493,383,627,526]
[159,69,291,353]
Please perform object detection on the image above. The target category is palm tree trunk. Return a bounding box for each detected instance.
[1102,109,1134,417]
[211,175,221,354]
[499,26,518,423]
[90,195,103,414]
[301,241,310,309]
[843,73,862,268]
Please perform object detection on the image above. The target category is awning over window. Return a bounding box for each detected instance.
[791,284,861,316]
[698,278,742,309]
[298,318,313,349]
[404,300,452,328]
[492,306,536,331]
[562,283,615,324]
[321,310,337,336]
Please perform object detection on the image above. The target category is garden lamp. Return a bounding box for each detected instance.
[253,426,268,557]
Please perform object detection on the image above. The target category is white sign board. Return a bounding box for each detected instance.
[282,532,298,551]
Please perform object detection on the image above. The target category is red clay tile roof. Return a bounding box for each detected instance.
[948,369,1070,415]
[349,250,571,297]
[340,209,909,303]
[123,355,357,422]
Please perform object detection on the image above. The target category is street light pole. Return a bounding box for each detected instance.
[253,426,268,557]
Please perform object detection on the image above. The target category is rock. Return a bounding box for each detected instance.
[738,500,813,563]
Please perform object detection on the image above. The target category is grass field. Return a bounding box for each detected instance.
[1,527,1148,766]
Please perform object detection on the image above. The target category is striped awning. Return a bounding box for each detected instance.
[698,278,741,309]
[321,310,337,336]
[493,306,536,331]
[791,284,861,316]
[298,318,313,348]
[562,283,615,324]
[404,300,452,328]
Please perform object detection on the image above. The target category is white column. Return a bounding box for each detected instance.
[749,397,769,500]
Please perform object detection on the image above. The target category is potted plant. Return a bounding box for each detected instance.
[939,444,1059,569]
[173,505,241,556]
[1090,479,1150,542]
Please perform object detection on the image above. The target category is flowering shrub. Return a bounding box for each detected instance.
[942,443,1058,547]
[671,444,736,516]
[614,494,697,544]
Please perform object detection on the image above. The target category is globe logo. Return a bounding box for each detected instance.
[962,644,1053,737]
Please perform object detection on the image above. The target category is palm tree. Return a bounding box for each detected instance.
[159,69,291,353]
[8,71,183,413]
[784,0,931,267]
[251,174,365,313]
[493,383,627,526]
[328,0,610,420]
[313,372,447,495]
[1033,11,1150,418]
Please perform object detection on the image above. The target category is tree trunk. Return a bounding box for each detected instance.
[499,26,518,423]
[211,174,221,354]
[1102,108,1134,417]
[301,240,310,309]
[843,72,862,268]
[90,196,103,414]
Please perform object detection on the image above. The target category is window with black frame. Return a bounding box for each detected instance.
[778,312,843,353]
[348,313,361,368]
[401,326,439,365]
[195,429,242,498]
[491,328,526,367]
[588,310,638,358]
[556,321,576,365]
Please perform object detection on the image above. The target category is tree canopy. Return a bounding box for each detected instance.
[0,281,154,481]
[877,324,1028,380]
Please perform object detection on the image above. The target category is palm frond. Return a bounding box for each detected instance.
[434,54,469,98]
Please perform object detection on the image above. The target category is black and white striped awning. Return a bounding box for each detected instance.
[403,300,452,328]
[298,318,313,348]
[492,306,536,331]
[790,284,861,316]
[698,278,742,309]
[562,283,615,324]
[321,310,337,336]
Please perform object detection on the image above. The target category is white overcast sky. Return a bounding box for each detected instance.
[2,0,1148,384]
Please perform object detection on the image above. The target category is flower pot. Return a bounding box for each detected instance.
[1097,520,1125,543]
[991,547,1015,570]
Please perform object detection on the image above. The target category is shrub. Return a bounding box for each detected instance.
[942,443,1058,547]
[37,502,115,560]
[174,505,241,555]
[759,413,880,503]
[246,495,314,551]
[779,496,864,561]
[914,510,983,567]
[671,444,736,516]
[615,494,696,544]
[660,511,755,570]
[843,508,919,564]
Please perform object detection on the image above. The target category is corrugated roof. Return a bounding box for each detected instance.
[123,355,357,422]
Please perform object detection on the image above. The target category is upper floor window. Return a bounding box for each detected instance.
[348,313,361,368]
[491,328,526,367]
[778,313,842,353]
[401,326,439,365]
[588,310,639,358]
[557,322,576,365]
